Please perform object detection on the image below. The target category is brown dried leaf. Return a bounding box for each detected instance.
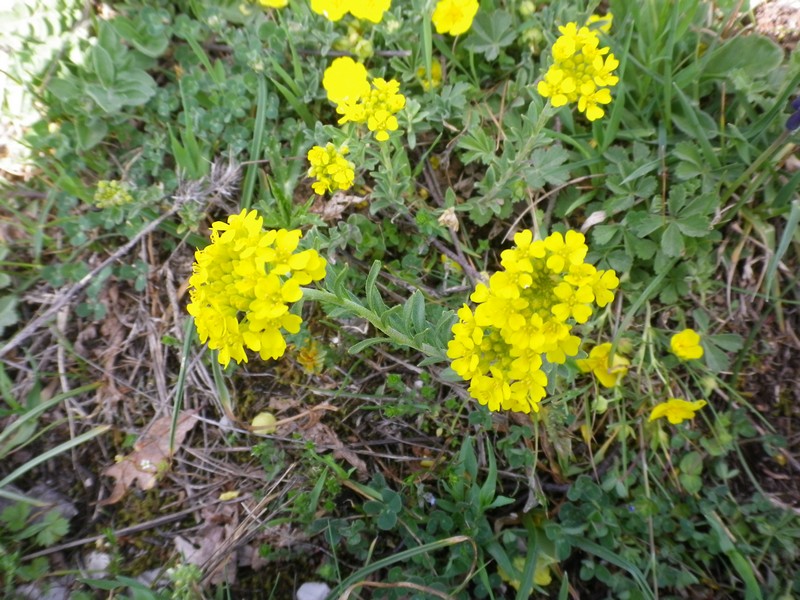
[311,191,366,222]
[175,502,240,585]
[100,410,198,505]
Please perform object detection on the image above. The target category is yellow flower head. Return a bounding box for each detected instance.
[649,398,707,424]
[332,74,406,142]
[310,0,350,21]
[432,0,479,36]
[449,230,619,413]
[349,0,391,23]
[323,57,371,105]
[307,143,356,195]
[586,12,613,34]
[576,342,629,388]
[537,16,619,121]
[670,328,704,361]
[257,0,288,7]
[186,209,327,367]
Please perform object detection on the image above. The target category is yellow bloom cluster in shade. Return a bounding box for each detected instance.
[447,230,619,414]
[432,0,479,36]
[323,57,406,142]
[311,0,391,23]
[670,328,704,361]
[537,17,619,121]
[576,342,629,388]
[649,398,707,424]
[307,143,356,195]
[187,209,327,367]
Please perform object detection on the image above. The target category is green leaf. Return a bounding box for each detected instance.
[462,10,516,61]
[1,502,31,532]
[113,70,157,106]
[90,45,115,87]
[679,473,702,495]
[702,34,782,83]
[676,214,710,237]
[707,333,742,352]
[679,451,703,476]
[348,337,385,354]
[661,222,684,257]
[377,509,397,531]
[524,145,570,189]
[75,116,108,151]
[0,295,20,337]
[457,127,496,165]
[626,211,663,238]
[35,510,69,546]
[84,83,122,113]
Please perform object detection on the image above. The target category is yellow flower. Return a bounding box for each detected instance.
[186,209,326,367]
[586,12,613,33]
[416,60,443,90]
[323,57,371,105]
[498,555,554,592]
[349,0,391,23]
[670,328,704,361]
[257,0,288,7]
[432,0,479,36]
[333,76,406,142]
[310,0,350,21]
[576,342,629,388]
[537,17,618,121]
[307,143,356,195]
[449,230,619,413]
[649,398,707,424]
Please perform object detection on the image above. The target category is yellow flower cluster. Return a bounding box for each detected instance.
[432,0,479,36]
[187,209,327,367]
[447,230,619,414]
[311,0,391,23]
[307,143,356,195]
[323,57,406,142]
[537,16,619,121]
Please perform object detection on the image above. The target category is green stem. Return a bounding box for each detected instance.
[301,288,447,362]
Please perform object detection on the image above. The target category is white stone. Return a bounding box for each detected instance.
[296,582,331,600]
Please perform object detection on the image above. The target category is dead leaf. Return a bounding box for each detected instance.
[175,502,239,586]
[100,410,198,505]
[311,191,366,222]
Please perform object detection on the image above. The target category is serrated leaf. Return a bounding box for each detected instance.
[524,145,570,189]
[661,222,685,257]
[626,211,664,238]
[462,10,516,61]
[676,214,710,237]
[457,128,496,165]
